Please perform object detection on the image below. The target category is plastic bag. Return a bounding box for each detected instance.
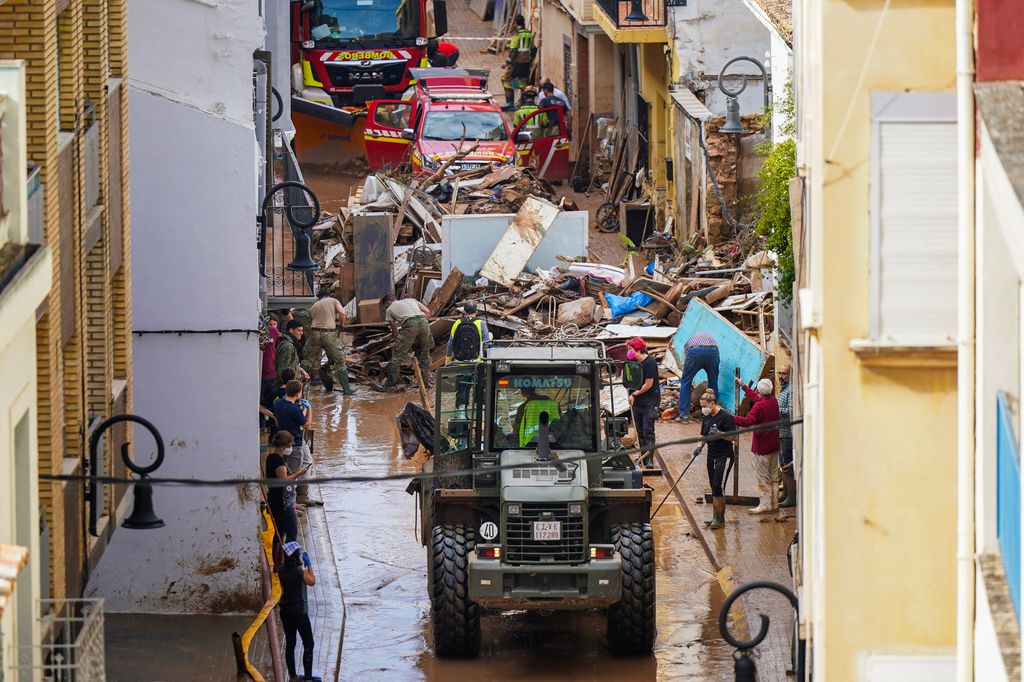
[605,291,653,318]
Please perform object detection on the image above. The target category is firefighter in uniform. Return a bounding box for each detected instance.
[502,14,536,111]
[513,86,541,127]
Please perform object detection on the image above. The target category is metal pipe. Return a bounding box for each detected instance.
[955,0,976,679]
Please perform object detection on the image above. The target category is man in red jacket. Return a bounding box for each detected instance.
[733,377,780,515]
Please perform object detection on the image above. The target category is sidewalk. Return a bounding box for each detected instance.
[652,419,798,680]
[104,477,345,682]
[106,613,273,682]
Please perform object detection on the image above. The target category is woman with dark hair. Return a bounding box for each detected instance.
[279,542,320,682]
[699,389,736,530]
[266,431,307,543]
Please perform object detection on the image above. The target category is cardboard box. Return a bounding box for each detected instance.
[358,298,384,324]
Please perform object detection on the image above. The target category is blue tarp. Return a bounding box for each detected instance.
[605,291,653,318]
[671,298,769,414]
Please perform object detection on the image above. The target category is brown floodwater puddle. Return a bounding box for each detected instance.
[306,387,725,681]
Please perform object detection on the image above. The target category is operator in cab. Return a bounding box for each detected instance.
[514,385,563,447]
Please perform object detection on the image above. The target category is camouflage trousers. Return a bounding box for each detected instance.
[387,316,433,384]
[302,328,347,381]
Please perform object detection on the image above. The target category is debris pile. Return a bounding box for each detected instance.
[303,166,779,392]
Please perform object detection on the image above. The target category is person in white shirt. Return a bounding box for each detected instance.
[540,78,571,111]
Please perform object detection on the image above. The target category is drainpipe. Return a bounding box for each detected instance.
[955,0,976,679]
[254,59,270,310]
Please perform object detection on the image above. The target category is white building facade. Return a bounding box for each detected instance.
[89,0,267,613]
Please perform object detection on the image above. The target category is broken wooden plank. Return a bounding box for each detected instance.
[479,196,560,287]
[428,267,463,317]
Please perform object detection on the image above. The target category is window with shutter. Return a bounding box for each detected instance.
[870,92,958,345]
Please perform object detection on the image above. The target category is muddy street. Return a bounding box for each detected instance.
[307,386,748,682]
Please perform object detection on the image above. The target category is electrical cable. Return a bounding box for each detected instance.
[40,417,802,489]
[132,329,259,336]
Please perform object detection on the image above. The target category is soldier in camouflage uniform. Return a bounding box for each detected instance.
[275,320,308,387]
[302,290,353,394]
[381,295,434,388]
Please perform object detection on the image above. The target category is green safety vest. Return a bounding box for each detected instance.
[509,29,535,63]
[518,399,562,447]
[514,103,539,127]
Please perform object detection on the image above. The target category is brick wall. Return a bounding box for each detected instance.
[0,0,132,607]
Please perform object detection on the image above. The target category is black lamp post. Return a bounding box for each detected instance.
[257,180,322,275]
[716,56,771,134]
[719,580,801,681]
[624,0,648,23]
[87,414,167,535]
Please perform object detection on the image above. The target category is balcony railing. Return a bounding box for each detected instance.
[12,598,106,681]
[595,0,666,29]
[263,132,315,301]
[996,392,1021,621]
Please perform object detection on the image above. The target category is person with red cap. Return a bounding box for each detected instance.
[626,337,661,468]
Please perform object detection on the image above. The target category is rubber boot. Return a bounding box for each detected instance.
[779,472,796,508]
[707,496,725,529]
[749,484,772,514]
[770,482,780,512]
[502,89,516,111]
[337,367,354,395]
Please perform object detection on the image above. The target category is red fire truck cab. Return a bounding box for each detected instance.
[363,70,570,181]
[291,0,448,107]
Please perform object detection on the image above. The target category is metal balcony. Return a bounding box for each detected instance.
[11,598,106,681]
[593,0,669,42]
[996,392,1021,621]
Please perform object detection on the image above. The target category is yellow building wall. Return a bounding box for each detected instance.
[806,1,958,677]
[637,43,673,215]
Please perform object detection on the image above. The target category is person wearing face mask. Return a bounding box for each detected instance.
[776,364,795,509]
[626,337,661,469]
[700,389,736,529]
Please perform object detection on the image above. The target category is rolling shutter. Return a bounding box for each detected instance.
[876,118,958,343]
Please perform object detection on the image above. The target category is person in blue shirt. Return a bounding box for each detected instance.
[273,380,322,507]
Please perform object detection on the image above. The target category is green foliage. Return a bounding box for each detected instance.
[619,234,638,268]
[755,138,797,301]
[751,82,797,301]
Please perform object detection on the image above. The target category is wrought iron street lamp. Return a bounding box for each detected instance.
[719,580,801,681]
[717,56,771,134]
[257,180,322,274]
[624,0,648,23]
[88,414,167,534]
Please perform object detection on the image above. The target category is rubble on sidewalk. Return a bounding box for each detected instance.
[298,165,781,390]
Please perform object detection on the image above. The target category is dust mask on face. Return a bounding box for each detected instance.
[626,350,637,360]
[701,407,712,416]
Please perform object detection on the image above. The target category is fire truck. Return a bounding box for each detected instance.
[289,0,449,165]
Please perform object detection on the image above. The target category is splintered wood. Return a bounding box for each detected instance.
[479,196,560,287]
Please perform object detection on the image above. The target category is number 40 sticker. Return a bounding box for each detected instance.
[479,521,498,541]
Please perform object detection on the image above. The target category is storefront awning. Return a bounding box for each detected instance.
[0,544,29,617]
[670,88,713,121]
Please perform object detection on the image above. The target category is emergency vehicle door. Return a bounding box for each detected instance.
[511,107,569,182]
[364,100,417,171]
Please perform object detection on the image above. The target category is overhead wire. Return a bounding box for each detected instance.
[40,417,801,489]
